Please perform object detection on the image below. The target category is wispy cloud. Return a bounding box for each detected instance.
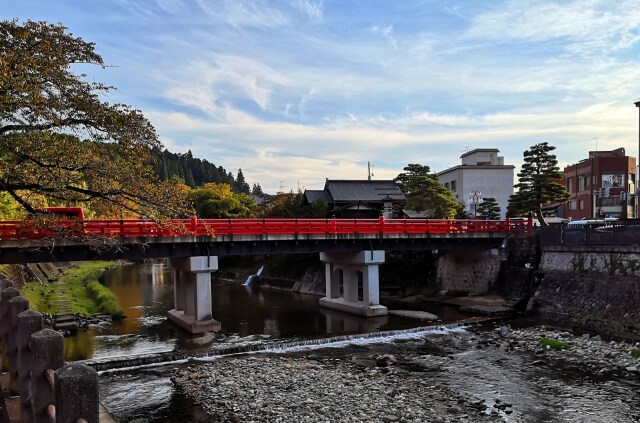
[467,0,640,58]
[194,0,289,29]
[8,0,640,193]
[296,0,323,22]
[370,24,398,49]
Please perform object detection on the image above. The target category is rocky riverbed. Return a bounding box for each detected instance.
[171,324,640,422]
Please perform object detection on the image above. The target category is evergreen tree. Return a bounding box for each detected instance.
[508,142,570,225]
[394,164,458,218]
[234,169,250,194]
[251,183,264,196]
[475,197,501,220]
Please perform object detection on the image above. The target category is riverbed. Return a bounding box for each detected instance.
[169,325,640,423]
[77,262,640,422]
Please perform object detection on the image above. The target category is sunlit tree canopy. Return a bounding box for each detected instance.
[0,19,190,219]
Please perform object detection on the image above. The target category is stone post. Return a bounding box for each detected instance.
[0,287,20,372]
[7,296,29,396]
[17,310,43,423]
[30,329,64,423]
[55,363,99,423]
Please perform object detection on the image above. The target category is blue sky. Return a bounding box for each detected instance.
[6,0,640,192]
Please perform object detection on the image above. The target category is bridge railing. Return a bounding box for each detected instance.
[0,216,532,241]
[540,221,640,245]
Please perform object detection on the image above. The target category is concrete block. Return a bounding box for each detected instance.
[167,309,221,334]
[319,297,388,317]
[30,329,64,423]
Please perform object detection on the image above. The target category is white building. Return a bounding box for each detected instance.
[437,148,514,219]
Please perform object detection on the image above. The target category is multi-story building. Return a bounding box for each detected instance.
[437,148,514,218]
[563,148,636,220]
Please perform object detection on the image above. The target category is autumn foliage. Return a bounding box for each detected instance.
[0,20,190,220]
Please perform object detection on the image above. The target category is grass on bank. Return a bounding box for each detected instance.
[631,349,640,358]
[21,261,124,317]
[539,337,572,351]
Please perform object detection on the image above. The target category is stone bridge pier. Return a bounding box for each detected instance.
[319,250,388,317]
[167,256,221,334]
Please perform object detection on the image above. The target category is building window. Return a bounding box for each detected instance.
[579,199,584,210]
[568,200,577,210]
[578,177,586,192]
[567,178,573,192]
[592,175,597,184]
[451,180,457,192]
[585,176,590,187]
[444,182,450,190]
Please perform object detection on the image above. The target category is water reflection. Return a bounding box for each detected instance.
[65,261,433,361]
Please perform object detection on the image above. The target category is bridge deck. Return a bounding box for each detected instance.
[0,217,531,264]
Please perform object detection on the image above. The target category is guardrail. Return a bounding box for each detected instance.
[540,220,640,245]
[0,216,532,241]
[0,278,98,423]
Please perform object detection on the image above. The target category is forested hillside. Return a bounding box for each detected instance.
[152,149,259,194]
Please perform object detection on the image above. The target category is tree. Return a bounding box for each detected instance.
[264,191,306,217]
[251,183,264,196]
[507,142,570,225]
[475,197,501,220]
[0,20,189,219]
[234,169,250,194]
[188,183,257,218]
[394,164,458,218]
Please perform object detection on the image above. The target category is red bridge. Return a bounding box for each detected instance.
[0,215,531,241]
[0,215,532,333]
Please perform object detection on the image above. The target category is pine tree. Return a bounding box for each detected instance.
[235,169,250,194]
[475,197,501,220]
[394,164,458,218]
[507,142,570,225]
[251,183,264,196]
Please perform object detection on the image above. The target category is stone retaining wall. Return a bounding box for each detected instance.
[436,250,503,295]
[536,249,640,338]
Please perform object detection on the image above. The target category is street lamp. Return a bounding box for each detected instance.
[468,191,483,218]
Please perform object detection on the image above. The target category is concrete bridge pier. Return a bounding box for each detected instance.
[319,250,388,317]
[167,256,221,334]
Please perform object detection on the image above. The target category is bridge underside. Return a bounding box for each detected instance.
[0,234,505,264]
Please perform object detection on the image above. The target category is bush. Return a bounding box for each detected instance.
[539,337,571,350]
[630,349,640,358]
[86,280,123,317]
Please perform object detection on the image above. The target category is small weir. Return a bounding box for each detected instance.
[83,322,471,372]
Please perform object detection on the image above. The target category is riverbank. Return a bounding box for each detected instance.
[172,323,640,422]
[19,261,124,317]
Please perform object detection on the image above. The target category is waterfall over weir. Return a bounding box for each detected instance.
[243,265,264,286]
[82,322,472,373]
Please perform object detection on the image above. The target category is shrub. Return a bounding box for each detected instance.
[630,349,640,358]
[539,337,571,350]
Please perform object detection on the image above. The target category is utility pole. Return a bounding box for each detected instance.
[593,137,602,156]
[635,100,640,218]
[367,162,374,181]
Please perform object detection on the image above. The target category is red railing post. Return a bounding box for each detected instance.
[504,217,510,233]
[190,215,198,235]
[378,214,384,234]
[527,214,533,233]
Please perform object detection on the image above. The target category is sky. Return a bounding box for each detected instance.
[5,0,640,193]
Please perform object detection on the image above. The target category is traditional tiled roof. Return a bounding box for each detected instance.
[324,180,406,203]
[304,190,332,203]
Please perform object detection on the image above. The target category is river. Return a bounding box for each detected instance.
[64,261,639,422]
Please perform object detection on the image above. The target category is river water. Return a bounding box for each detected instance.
[67,262,639,422]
